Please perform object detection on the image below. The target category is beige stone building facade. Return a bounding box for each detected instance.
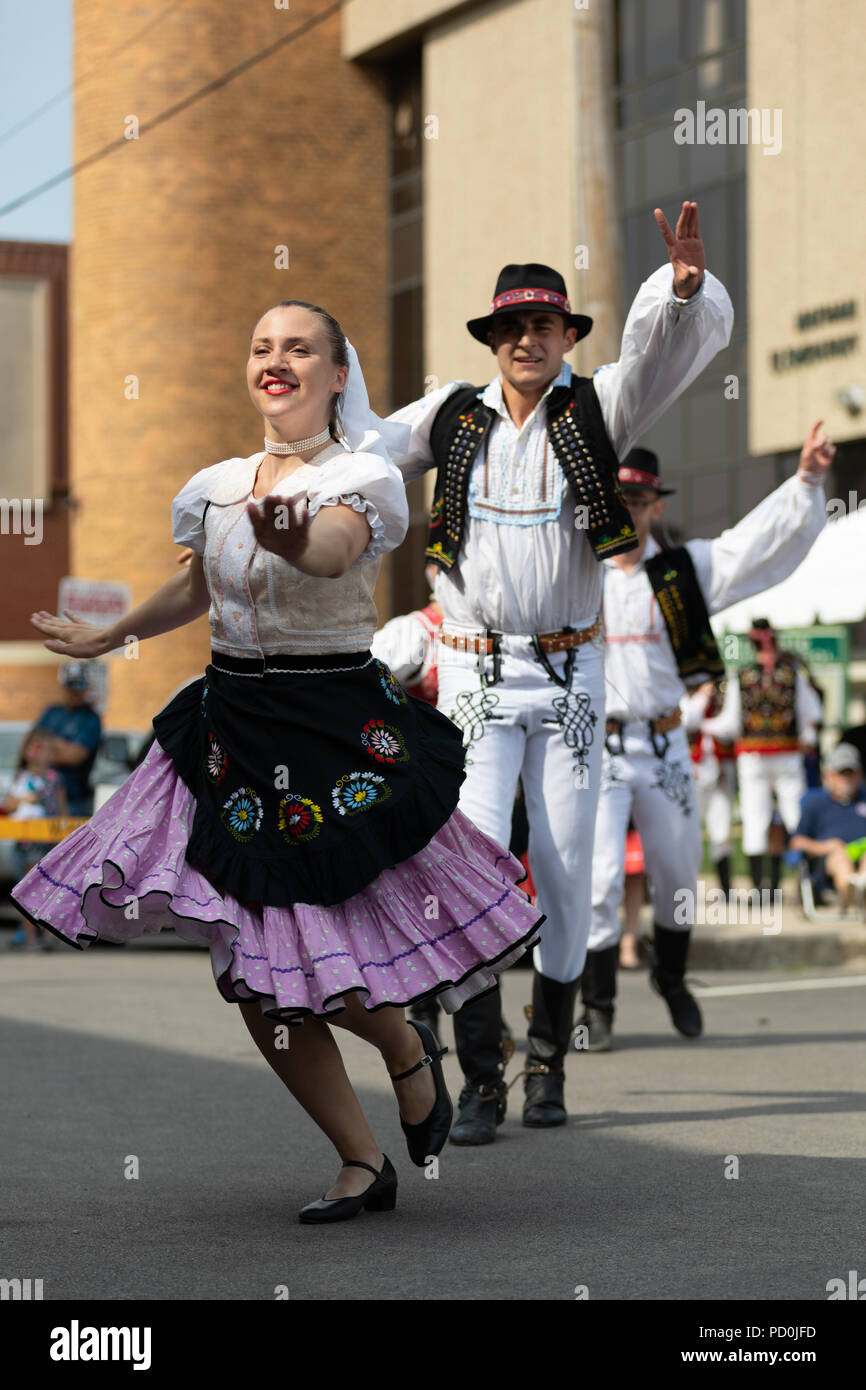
[2,0,864,733]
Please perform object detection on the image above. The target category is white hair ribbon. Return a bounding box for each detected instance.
[336,339,412,465]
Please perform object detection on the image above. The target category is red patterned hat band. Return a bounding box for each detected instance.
[619,466,661,489]
[490,287,572,314]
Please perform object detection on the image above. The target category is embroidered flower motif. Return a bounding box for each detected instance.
[205,734,227,785]
[277,795,324,844]
[361,719,409,764]
[200,683,209,717]
[331,771,391,817]
[375,659,407,706]
[221,787,263,841]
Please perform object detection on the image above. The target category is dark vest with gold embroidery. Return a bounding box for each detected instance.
[425,377,637,571]
[644,545,725,688]
[737,655,800,753]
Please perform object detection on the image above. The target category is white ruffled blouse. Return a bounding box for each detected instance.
[171,441,409,657]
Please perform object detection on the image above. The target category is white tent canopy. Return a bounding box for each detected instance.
[712,504,866,632]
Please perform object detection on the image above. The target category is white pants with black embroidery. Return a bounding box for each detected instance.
[588,724,702,951]
[437,633,604,983]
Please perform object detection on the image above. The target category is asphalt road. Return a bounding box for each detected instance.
[1,943,864,1301]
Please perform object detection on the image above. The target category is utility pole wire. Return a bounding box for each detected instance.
[0,1,342,220]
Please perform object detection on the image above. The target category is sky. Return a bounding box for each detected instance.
[0,0,72,243]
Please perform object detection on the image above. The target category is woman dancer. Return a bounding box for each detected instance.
[12,301,542,1223]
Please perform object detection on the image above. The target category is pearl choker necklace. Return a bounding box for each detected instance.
[263,427,331,455]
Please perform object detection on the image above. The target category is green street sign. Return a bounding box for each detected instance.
[720,625,849,669]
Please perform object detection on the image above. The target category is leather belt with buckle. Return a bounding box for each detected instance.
[605,709,681,737]
[441,618,601,656]
[605,708,682,758]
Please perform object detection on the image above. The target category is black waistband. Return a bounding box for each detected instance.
[210,650,372,674]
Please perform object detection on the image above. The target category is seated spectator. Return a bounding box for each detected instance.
[1,728,68,950]
[790,744,866,907]
[35,662,102,817]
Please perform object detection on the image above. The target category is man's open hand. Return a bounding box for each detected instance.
[655,200,706,299]
[798,419,836,480]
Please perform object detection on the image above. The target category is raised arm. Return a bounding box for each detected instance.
[690,421,834,616]
[30,553,210,659]
[593,200,734,457]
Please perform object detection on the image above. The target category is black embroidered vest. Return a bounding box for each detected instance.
[425,377,637,571]
[738,656,799,750]
[644,545,725,688]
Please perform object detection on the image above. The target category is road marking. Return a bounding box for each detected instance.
[694,974,866,998]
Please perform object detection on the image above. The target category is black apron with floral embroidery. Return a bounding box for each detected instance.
[151,652,466,908]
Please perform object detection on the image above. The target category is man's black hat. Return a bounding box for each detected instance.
[617,447,676,496]
[466,263,593,344]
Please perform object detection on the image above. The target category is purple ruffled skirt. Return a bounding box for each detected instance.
[11,742,542,1022]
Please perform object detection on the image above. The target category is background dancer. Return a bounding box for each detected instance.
[371,566,442,706]
[684,681,737,899]
[11,301,542,1222]
[707,620,823,892]
[582,425,833,1052]
[389,201,733,1141]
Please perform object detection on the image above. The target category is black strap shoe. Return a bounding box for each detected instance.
[298,1156,397,1224]
[522,1065,566,1127]
[390,1018,453,1166]
[449,1081,507,1145]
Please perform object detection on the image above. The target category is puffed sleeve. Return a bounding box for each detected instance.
[170,461,226,555]
[305,449,409,563]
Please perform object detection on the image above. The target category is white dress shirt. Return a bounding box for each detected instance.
[601,475,827,722]
[388,263,734,635]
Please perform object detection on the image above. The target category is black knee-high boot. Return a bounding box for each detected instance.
[577,946,618,1052]
[409,994,442,1039]
[749,855,764,891]
[769,854,782,892]
[649,924,702,1037]
[449,986,507,1146]
[716,855,731,899]
[523,969,582,1126]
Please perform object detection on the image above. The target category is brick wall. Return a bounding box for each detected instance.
[71,0,390,730]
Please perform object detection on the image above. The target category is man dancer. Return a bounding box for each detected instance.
[371,567,442,706]
[389,202,733,1141]
[683,680,737,898]
[707,620,823,892]
[580,426,833,1052]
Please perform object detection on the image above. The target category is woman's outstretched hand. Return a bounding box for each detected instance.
[246,494,311,566]
[30,608,111,658]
